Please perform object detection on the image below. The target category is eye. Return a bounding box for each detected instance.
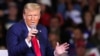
[27,15,32,18]
[28,15,32,17]
[33,15,38,16]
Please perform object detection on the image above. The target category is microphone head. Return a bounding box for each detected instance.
[30,25,36,29]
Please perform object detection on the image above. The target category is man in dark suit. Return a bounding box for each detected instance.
[6,3,69,56]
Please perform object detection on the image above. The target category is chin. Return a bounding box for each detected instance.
[30,24,37,26]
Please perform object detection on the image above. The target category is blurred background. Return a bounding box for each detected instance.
[0,0,100,56]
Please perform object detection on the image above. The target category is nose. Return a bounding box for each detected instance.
[31,16,36,21]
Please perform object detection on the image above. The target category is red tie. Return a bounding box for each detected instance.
[31,36,42,56]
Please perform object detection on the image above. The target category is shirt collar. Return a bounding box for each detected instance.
[25,24,31,31]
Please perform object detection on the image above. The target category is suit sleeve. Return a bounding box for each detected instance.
[6,26,29,56]
[42,27,54,56]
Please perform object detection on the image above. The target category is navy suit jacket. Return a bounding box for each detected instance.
[6,20,54,56]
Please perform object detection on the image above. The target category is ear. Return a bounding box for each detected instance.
[23,10,25,19]
[23,14,25,20]
[39,14,41,19]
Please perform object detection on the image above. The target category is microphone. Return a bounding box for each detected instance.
[30,25,39,39]
[31,25,41,33]
[30,25,37,35]
[31,24,36,30]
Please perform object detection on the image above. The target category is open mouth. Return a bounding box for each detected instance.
[31,22,35,24]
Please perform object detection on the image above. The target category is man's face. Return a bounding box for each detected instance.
[84,12,92,25]
[23,9,40,27]
[73,29,83,40]
[50,18,60,28]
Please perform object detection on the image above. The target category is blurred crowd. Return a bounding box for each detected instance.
[0,0,100,56]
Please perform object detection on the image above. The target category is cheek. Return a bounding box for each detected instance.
[35,16,40,21]
[37,16,40,19]
[23,15,31,25]
[25,19,30,24]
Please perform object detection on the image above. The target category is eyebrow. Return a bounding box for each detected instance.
[28,15,32,16]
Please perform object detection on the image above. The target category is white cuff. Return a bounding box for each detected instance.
[25,39,32,48]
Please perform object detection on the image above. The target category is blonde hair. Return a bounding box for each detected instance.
[24,3,41,13]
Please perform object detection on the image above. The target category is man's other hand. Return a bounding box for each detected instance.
[55,42,69,55]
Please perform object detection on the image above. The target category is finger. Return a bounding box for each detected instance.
[60,43,67,46]
[61,45,69,48]
[61,42,68,46]
[31,29,38,32]
[65,45,69,48]
[56,42,59,46]
[61,45,69,50]
[62,46,69,50]
[31,35,35,37]
[64,44,69,47]
[28,32,35,37]
[63,46,69,51]
[31,30,37,33]
[29,32,34,36]
[28,32,32,37]
[30,29,38,33]
[61,48,68,52]
[31,30,38,34]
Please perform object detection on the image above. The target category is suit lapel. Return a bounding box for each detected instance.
[20,20,28,39]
